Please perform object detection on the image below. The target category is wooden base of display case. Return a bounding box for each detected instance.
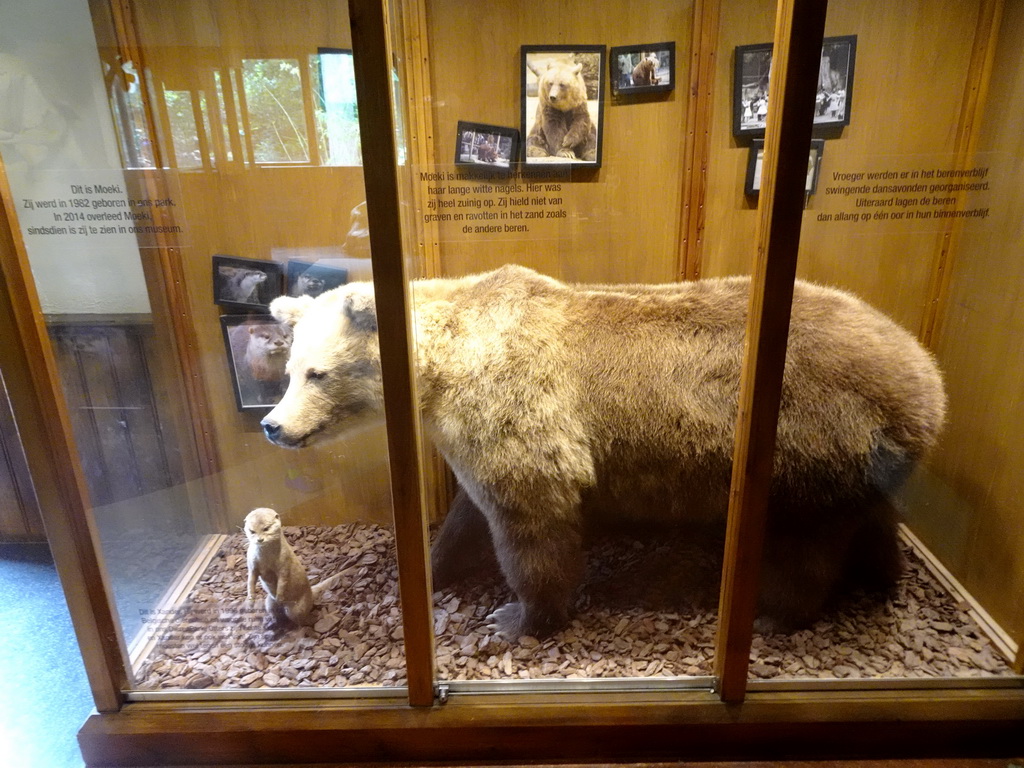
[78,689,1024,766]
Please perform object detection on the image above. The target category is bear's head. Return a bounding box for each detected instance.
[261,283,383,448]
[536,61,588,112]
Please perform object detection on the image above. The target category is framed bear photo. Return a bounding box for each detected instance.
[454,121,519,172]
[609,42,675,96]
[521,45,605,168]
[212,254,284,311]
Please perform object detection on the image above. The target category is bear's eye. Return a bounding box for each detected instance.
[306,369,327,381]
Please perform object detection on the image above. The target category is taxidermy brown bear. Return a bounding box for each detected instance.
[525,60,598,161]
[261,265,946,640]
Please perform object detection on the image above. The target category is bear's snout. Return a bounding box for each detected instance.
[261,418,283,442]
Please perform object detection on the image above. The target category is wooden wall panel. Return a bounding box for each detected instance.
[908,0,1024,645]
[129,0,394,530]
[422,0,694,285]
[702,0,981,332]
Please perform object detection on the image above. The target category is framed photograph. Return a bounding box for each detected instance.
[454,121,519,171]
[610,42,675,95]
[745,138,825,196]
[212,255,283,310]
[733,35,857,137]
[286,260,349,298]
[521,45,605,168]
[220,315,293,411]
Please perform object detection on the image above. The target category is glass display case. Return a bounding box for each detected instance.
[0,0,1021,764]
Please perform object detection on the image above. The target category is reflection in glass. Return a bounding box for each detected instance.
[241,58,309,163]
[312,50,361,166]
[164,90,202,169]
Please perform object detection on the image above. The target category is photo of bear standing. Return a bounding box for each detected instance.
[523,47,603,165]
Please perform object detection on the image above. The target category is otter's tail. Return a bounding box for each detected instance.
[311,564,357,599]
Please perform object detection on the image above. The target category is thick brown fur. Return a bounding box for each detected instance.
[263,265,946,639]
[525,61,598,161]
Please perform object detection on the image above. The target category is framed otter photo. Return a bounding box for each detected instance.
[521,45,605,168]
[286,260,348,299]
[609,42,675,95]
[212,254,284,311]
[220,315,293,411]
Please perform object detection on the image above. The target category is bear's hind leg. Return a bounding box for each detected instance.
[485,512,584,640]
[430,485,498,590]
[842,501,905,594]
[757,518,857,633]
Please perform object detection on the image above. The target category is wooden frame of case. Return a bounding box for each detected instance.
[0,0,1020,765]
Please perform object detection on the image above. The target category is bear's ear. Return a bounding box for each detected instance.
[270,295,314,327]
[343,288,378,333]
[571,63,583,76]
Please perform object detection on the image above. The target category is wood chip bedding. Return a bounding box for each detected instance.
[134,523,1012,690]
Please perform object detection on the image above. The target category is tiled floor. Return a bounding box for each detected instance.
[0,542,93,768]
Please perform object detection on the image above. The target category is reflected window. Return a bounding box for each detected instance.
[164,89,202,169]
[241,58,309,164]
[213,70,235,162]
[106,57,156,169]
[312,48,361,166]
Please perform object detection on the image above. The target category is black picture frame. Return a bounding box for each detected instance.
[454,121,519,172]
[521,45,605,168]
[745,138,825,196]
[609,42,675,95]
[212,254,284,311]
[220,315,292,412]
[733,34,857,137]
[286,260,349,298]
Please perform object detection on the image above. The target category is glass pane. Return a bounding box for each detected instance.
[383,0,729,685]
[0,0,408,694]
[703,2,1020,682]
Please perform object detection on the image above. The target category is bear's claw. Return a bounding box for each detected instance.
[485,602,527,641]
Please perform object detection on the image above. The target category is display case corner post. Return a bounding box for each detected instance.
[0,158,127,713]
[347,0,438,707]
[713,0,829,704]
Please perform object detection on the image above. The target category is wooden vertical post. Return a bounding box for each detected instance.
[348,0,436,707]
[0,160,127,713]
[713,0,828,704]
[919,0,1003,347]
[678,0,721,281]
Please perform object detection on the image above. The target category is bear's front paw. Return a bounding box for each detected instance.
[556,148,578,160]
[485,602,528,641]
[526,145,551,158]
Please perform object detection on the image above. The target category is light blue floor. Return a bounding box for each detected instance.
[0,542,94,768]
